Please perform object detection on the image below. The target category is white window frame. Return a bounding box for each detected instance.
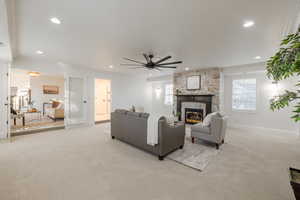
[231,78,257,112]
[164,84,173,105]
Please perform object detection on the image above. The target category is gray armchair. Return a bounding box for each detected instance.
[191,114,228,149]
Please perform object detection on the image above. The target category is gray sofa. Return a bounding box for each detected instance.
[191,114,228,149]
[111,109,185,160]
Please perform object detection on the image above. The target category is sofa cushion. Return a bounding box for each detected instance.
[191,123,210,134]
[127,111,141,118]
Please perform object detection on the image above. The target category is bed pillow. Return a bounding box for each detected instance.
[52,100,60,108]
[56,102,64,110]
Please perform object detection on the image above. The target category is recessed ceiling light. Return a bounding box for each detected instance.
[254,56,261,60]
[243,21,255,28]
[185,67,189,71]
[50,17,61,24]
[36,50,44,55]
[109,65,114,69]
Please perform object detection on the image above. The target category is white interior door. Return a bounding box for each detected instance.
[65,76,88,127]
[95,79,111,122]
[0,62,10,139]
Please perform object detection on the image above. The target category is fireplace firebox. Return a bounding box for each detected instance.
[185,108,203,124]
[176,94,213,122]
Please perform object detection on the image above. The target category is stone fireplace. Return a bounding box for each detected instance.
[173,68,221,123]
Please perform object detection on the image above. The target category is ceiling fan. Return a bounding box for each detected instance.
[120,53,183,71]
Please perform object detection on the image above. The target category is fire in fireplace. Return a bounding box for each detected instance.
[185,108,203,124]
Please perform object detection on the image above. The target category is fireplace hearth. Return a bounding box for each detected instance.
[185,108,203,124]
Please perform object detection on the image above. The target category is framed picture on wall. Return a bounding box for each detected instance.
[43,85,59,94]
[186,75,201,90]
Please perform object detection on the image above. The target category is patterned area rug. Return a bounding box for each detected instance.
[11,116,64,133]
[167,138,220,171]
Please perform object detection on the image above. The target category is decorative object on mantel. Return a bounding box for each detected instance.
[187,75,201,90]
[175,88,181,95]
[120,53,183,71]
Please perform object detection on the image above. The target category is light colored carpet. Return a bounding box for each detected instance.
[0,123,300,200]
[167,137,219,171]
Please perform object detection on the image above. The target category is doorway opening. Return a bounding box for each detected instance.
[10,69,65,136]
[95,79,111,123]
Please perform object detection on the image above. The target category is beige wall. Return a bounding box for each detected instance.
[11,69,30,89]
[30,75,64,111]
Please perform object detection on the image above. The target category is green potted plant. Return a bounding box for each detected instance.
[267,28,300,200]
[267,28,300,122]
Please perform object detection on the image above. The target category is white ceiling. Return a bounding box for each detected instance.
[12,0,300,74]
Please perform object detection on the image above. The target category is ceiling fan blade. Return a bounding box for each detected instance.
[157,66,177,69]
[143,53,150,63]
[154,68,162,71]
[123,57,146,65]
[157,61,183,66]
[128,67,146,69]
[154,56,172,65]
[120,64,144,66]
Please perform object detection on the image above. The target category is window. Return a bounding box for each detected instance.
[232,79,256,111]
[164,84,173,105]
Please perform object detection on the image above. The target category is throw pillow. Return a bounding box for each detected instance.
[52,101,60,108]
[202,112,217,126]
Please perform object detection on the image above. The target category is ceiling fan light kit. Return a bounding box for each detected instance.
[121,53,183,71]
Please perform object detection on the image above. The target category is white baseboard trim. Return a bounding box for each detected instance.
[65,122,91,129]
[228,123,299,135]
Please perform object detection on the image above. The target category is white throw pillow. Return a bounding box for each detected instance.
[202,112,217,126]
